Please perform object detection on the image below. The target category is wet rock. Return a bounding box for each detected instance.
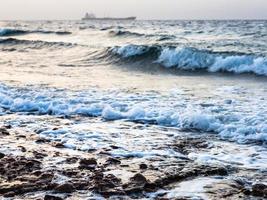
[18,145,27,152]
[139,163,148,170]
[252,183,267,197]
[79,158,97,170]
[33,151,48,159]
[105,157,121,165]
[92,173,124,196]
[123,173,149,194]
[4,124,12,129]
[44,194,64,200]
[120,164,129,167]
[39,172,54,180]
[0,182,44,197]
[62,169,80,177]
[54,183,75,193]
[17,134,27,139]
[130,173,147,184]
[0,152,5,159]
[0,127,10,135]
[110,145,120,149]
[65,157,79,164]
[31,170,43,176]
[99,151,111,156]
[173,138,210,154]
[52,142,65,148]
[86,148,97,153]
[154,164,228,187]
[0,156,42,179]
[35,138,51,144]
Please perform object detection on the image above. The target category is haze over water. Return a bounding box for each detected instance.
[1,0,267,20]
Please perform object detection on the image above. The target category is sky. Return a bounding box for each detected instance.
[0,0,267,20]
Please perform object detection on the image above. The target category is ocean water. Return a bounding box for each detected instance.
[0,20,267,199]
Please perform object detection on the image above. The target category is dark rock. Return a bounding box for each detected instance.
[31,170,43,176]
[105,157,121,165]
[92,173,124,196]
[0,128,10,135]
[16,135,27,139]
[139,163,148,169]
[110,145,120,149]
[0,182,42,197]
[65,157,79,164]
[154,164,228,188]
[18,146,27,152]
[4,125,12,129]
[35,138,51,144]
[33,151,48,159]
[86,148,97,153]
[252,183,267,197]
[123,173,148,194]
[120,164,129,167]
[39,172,54,180]
[44,194,64,200]
[0,152,5,159]
[173,138,210,154]
[130,173,147,184]
[52,142,65,148]
[54,183,75,193]
[0,156,42,179]
[62,169,79,177]
[79,158,97,170]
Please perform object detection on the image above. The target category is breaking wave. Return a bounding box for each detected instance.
[111,44,267,76]
[0,28,71,36]
[0,84,266,144]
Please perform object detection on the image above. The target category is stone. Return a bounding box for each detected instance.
[44,194,64,200]
[130,173,147,184]
[252,183,267,197]
[0,128,10,135]
[0,152,5,159]
[139,163,148,169]
[18,146,27,152]
[105,157,121,165]
[79,158,97,170]
[52,142,65,148]
[54,183,75,193]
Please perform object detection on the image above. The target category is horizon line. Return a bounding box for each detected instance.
[1,18,267,21]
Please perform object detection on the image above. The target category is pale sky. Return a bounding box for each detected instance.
[1,0,267,20]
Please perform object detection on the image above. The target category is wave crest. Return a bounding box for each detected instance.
[111,44,267,76]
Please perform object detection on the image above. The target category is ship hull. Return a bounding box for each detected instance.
[82,17,136,21]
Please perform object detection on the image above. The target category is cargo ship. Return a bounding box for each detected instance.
[82,13,136,21]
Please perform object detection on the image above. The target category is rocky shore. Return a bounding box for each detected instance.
[0,116,266,200]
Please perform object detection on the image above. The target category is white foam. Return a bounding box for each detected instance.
[188,141,267,170]
[112,44,149,58]
[157,47,267,75]
[112,45,267,76]
[157,47,214,69]
[0,84,266,144]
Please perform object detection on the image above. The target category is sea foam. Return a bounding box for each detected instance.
[0,84,266,144]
